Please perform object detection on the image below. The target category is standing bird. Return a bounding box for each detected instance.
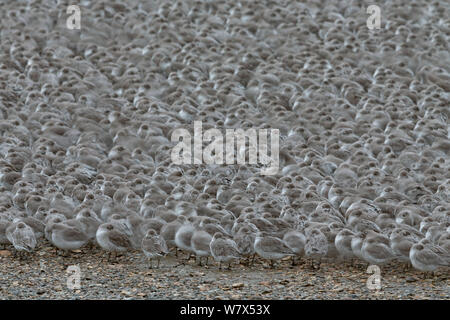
[75,209,102,244]
[234,226,256,265]
[7,222,36,257]
[254,232,295,268]
[304,228,328,269]
[191,228,212,266]
[361,236,397,265]
[390,228,416,268]
[210,232,240,270]
[96,223,133,262]
[50,223,89,255]
[335,229,356,263]
[409,243,449,276]
[174,222,196,262]
[160,215,186,256]
[0,218,11,249]
[283,230,306,265]
[141,229,169,268]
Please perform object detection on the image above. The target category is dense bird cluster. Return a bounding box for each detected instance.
[0,0,449,274]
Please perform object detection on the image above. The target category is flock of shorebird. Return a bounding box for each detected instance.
[0,0,449,277]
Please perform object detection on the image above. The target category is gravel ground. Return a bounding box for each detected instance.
[1,245,448,299]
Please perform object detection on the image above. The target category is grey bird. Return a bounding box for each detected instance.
[335,229,356,262]
[304,228,328,268]
[50,223,89,254]
[8,222,37,257]
[409,243,449,274]
[96,223,133,261]
[361,236,397,265]
[191,228,212,266]
[390,228,416,266]
[210,232,240,270]
[254,232,295,268]
[283,230,306,265]
[142,229,169,268]
[160,215,186,255]
[233,226,256,265]
[174,222,196,261]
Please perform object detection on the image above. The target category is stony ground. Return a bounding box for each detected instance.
[0,245,448,299]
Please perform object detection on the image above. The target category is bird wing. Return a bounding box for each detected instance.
[262,237,293,254]
[109,231,131,248]
[213,239,240,257]
[62,228,88,242]
[366,244,395,259]
[418,250,447,266]
[142,238,158,252]
[158,237,169,254]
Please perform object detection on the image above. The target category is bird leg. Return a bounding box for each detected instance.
[157,257,160,269]
[218,262,222,270]
[269,260,275,269]
[250,253,256,266]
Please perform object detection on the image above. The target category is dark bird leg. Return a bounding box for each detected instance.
[250,253,256,266]
[148,258,153,269]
